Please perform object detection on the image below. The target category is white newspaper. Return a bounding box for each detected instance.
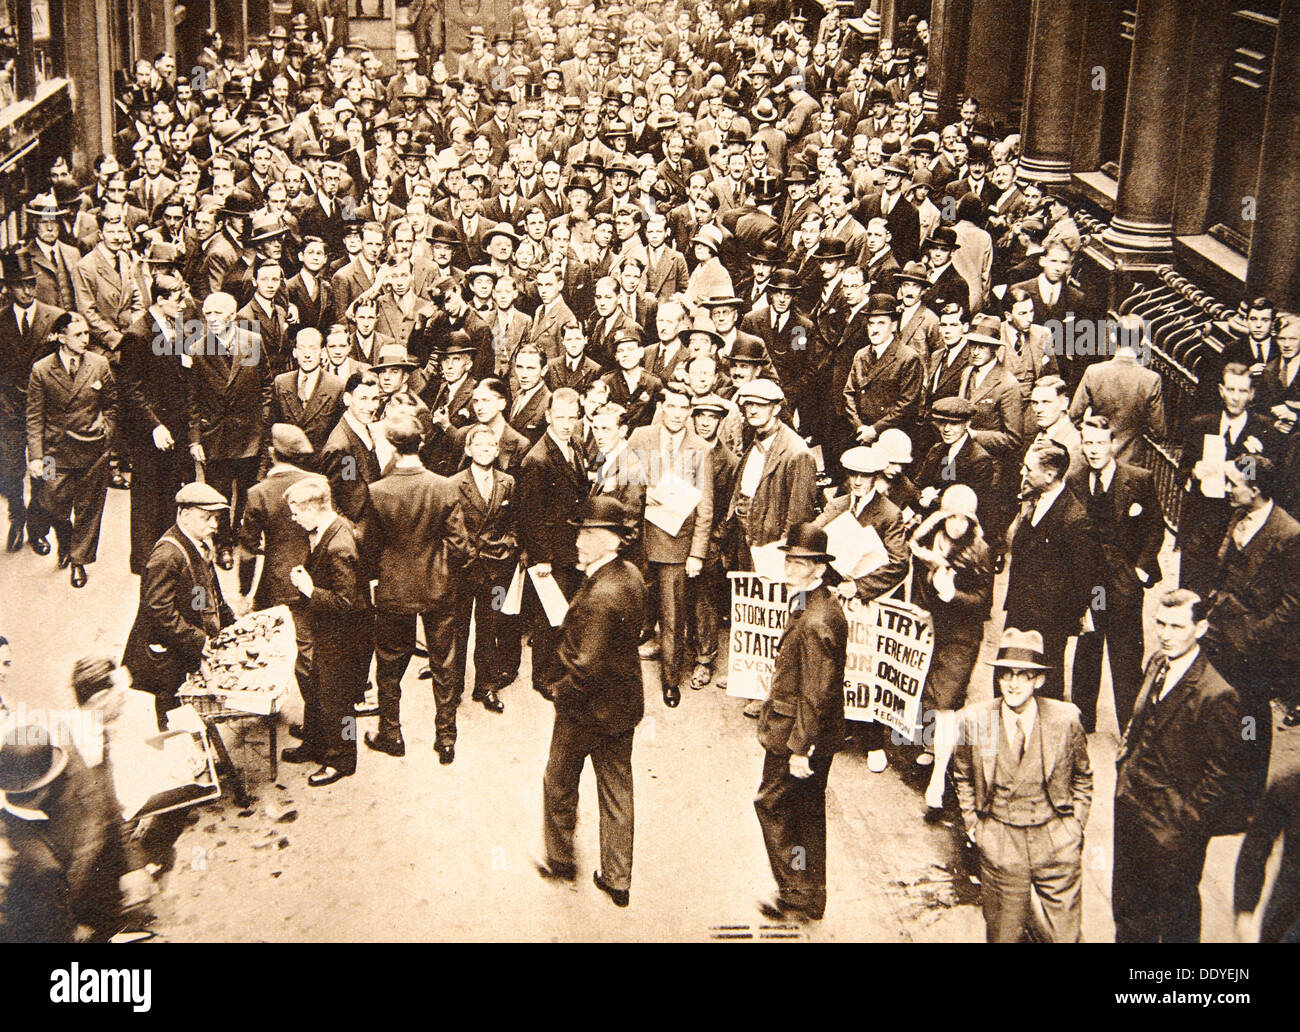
[823,509,889,580]
[1200,433,1227,498]
[501,562,525,615]
[529,564,570,626]
[645,470,702,537]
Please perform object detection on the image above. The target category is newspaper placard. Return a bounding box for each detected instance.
[727,575,934,740]
[726,573,791,701]
[843,597,934,738]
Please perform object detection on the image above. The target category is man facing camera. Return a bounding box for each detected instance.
[953,628,1093,942]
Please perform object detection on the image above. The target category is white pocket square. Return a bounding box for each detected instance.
[1128,502,1142,517]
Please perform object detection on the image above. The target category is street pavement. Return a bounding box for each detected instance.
[0,490,1292,941]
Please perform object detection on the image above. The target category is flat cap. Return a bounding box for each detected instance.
[735,378,785,405]
[271,423,314,457]
[176,482,230,510]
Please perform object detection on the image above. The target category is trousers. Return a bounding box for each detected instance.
[1112,798,1208,943]
[754,749,833,918]
[374,605,460,746]
[977,814,1083,942]
[542,715,635,890]
[29,452,111,564]
[1071,591,1144,733]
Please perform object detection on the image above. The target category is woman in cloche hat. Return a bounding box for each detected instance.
[907,483,993,811]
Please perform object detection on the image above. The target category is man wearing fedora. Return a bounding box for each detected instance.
[952,627,1093,942]
[537,495,647,908]
[21,192,82,311]
[857,154,921,264]
[0,724,129,942]
[754,521,848,923]
[0,250,62,554]
[122,482,234,726]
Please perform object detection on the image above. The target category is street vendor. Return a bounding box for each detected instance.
[122,483,235,729]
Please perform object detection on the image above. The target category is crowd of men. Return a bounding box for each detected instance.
[1,0,1299,943]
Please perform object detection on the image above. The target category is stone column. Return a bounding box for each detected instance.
[961,0,1031,130]
[925,0,972,125]
[878,0,899,44]
[1102,0,1190,252]
[1244,0,1300,307]
[1019,0,1087,184]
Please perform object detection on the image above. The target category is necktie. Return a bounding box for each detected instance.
[1014,331,1024,356]
[68,355,80,379]
[1011,719,1025,764]
[1149,656,1171,706]
[15,309,25,338]
[299,375,311,404]
[1091,473,1101,498]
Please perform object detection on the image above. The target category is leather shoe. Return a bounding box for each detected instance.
[436,742,455,765]
[593,870,629,908]
[536,858,576,882]
[417,667,432,679]
[364,730,406,757]
[216,546,234,571]
[70,563,87,588]
[662,684,681,708]
[1284,705,1300,729]
[57,549,71,569]
[29,535,50,556]
[281,745,317,765]
[307,765,348,787]
[6,523,23,552]
[474,689,504,713]
[756,896,812,924]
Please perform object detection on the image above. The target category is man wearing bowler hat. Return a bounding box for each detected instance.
[754,522,848,924]
[537,495,647,909]
[122,482,234,726]
[953,627,1093,942]
[0,250,62,553]
[842,292,925,451]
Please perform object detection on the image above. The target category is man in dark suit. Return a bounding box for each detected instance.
[441,378,532,477]
[1070,415,1164,734]
[754,523,848,924]
[317,370,383,523]
[913,398,996,518]
[1010,241,1087,389]
[1114,589,1250,942]
[1205,454,1300,798]
[516,387,590,700]
[841,293,925,451]
[1175,363,1272,597]
[742,268,816,415]
[507,344,553,445]
[0,251,61,552]
[1004,439,1098,699]
[117,274,195,575]
[448,425,521,714]
[537,496,647,908]
[360,413,469,763]
[25,313,116,587]
[186,292,272,567]
[601,332,663,431]
[1068,316,1166,464]
[284,236,335,333]
[280,476,368,787]
[121,483,233,726]
[268,328,346,462]
[857,156,922,264]
[545,323,603,393]
[953,628,1093,942]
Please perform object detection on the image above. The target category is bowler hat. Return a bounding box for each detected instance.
[926,226,959,249]
[752,172,783,203]
[779,523,834,562]
[817,237,852,262]
[767,268,801,293]
[568,495,635,534]
[0,250,37,282]
[435,330,478,356]
[428,221,460,245]
[0,727,68,795]
[864,293,899,317]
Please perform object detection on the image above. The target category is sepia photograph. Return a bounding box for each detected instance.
[0,0,1294,984]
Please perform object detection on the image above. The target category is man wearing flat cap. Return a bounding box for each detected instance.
[538,495,647,909]
[953,627,1092,942]
[754,522,848,924]
[122,482,234,727]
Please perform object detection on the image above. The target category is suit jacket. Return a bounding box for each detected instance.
[374,292,422,349]
[1066,461,1164,603]
[508,383,552,444]
[26,350,116,469]
[186,329,271,461]
[857,191,921,263]
[953,697,1093,838]
[238,297,293,374]
[21,239,82,311]
[1005,484,1097,638]
[361,464,468,612]
[285,271,335,333]
[552,557,648,735]
[1117,650,1248,843]
[442,421,531,478]
[270,369,346,455]
[915,435,996,509]
[743,307,816,406]
[727,422,819,548]
[72,245,146,350]
[921,262,978,313]
[842,337,924,436]
[529,297,578,361]
[957,361,1024,457]
[602,369,663,430]
[121,523,230,697]
[237,465,314,608]
[330,258,376,324]
[642,246,690,301]
[299,515,367,672]
[1175,410,1273,560]
[758,583,848,758]
[1010,276,1087,331]
[1068,354,1166,463]
[813,492,909,600]
[116,311,191,453]
[449,466,519,571]
[319,417,382,523]
[1208,503,1300,675]
[625,424,714,563]
[0,301,61,429]
[547,355,603,393]
[896,303,942,373]
[586,310,640,370]
[516,431,590,568]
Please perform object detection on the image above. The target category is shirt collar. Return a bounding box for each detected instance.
[1,793,48,821]
[344,411,374,448]
[1002,697,1037,743]
[1093,460,1117,492]
[583,552,617,578]
[1158,646,1200,701]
